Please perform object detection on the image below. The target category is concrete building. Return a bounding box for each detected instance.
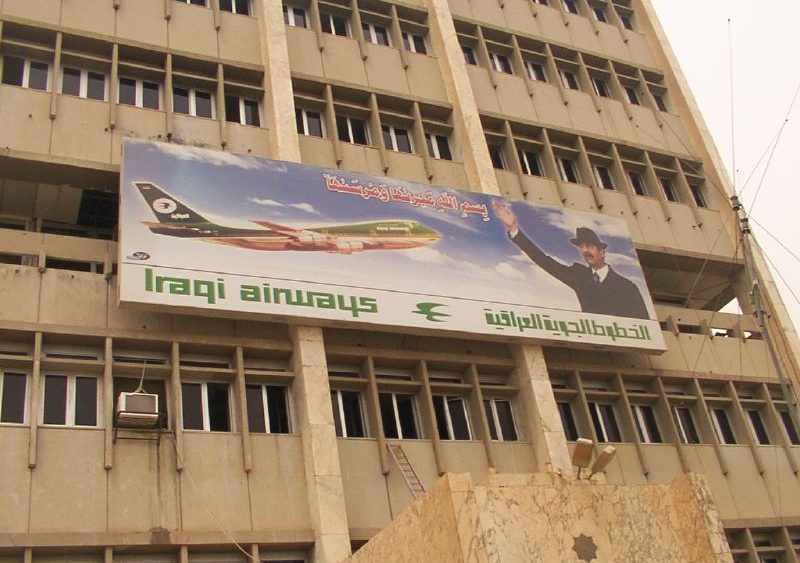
[0,0,798,562]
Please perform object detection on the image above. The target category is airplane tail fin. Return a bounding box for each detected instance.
[133,182,210,224]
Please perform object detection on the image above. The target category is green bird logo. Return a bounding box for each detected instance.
[413,302,450,323]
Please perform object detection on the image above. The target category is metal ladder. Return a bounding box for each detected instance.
[387,443,426,499]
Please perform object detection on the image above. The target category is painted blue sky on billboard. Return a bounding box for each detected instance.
[121,139,655,319]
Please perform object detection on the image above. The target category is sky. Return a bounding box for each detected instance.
[651,1,800,331]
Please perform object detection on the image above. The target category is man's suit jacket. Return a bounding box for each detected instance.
[511,231,649,319]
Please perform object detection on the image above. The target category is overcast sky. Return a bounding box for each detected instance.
[651,0,800,332]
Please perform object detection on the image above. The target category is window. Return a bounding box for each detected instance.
[746,410,770,445]
[331,390,366,437]
[433,395,471,440]
[61,67,106,101]
[119,77,161,110]
[593,165,615,189]
[619,13,634,30]
[562,0,579,14]
[0,372,27,424]
[219,0,250,15]
[592,77,611,98]
[558,401,579,441]
[559,69,579,90]
[652,93,668,112]
[461,45,477,66]
[321,12,350,37]
[589,402,621,442]
[283,5,307,27]
[42,374,99,427]
[631,404,662,443]
[402,31,427,54]
[489,145,506,170]
[628,171,647,196]
[659,177,679,202]
[592,6,607,22]
[519,149,543,176]
[558,157,580,183]
[425,132,452,160]
[779,411,800,445]
[336,115,369,145]
[624,86,640,105]
[525,61,547,82]
[489,52,513,74]
[711,408,736,444]
[379,392,419,439]
[483,398,518,441]
[672,406,700,444]
[181,382,230,431]
[178,0,208,5]
[225,95,260,126]
[2,56,50,91]
[296,107,324,137]
[534,0,548,4]
[362,22,391,46]
[690,184,707,208]
[246,384,290,434]
[382,124,413,153]
[173,87,214,118]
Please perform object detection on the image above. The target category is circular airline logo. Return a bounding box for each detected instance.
[152,198,178,214]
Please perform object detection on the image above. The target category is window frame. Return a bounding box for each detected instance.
[525,60,547,82]
[362,21,392,47]
[710,407,737,445]
[592,76,611,98]
[379,391,421,440]
[631,404,662,444]
[336,114,370,145]
[2,55,52,91]
[592,5,607,22]
[382,123,414,154]
[225,94,261,126]
[488,51,513,75]
[320,11,351,37]
[558,156,580,184]
[628,170,648,196]
[519,148,544,177]
[180,380,233,432]
[558,401,580,441]
[172,85,216,119]
[562,0,579,15]
[331,389,367,438]
[0,371,28,425]
[779,410,800,445]
[283,4,308,28]
[219,0,250,16]
[489,144,507,170]
[401,30,428,55]
[593,164,615,189]
[461,45,477,66]
[589,401,622,443]
[425,132,452,160]
[433,395,473,441]
[118,76,162,110]
[559,68,580,91]
[60,67,107,101]
[245,383,291,434]
[624,86,640,105]
[659,176,679,202]
[40,373,101,428]
[177,0,209,6]
[296,106,326,138]
[746,409,770,445]
[672,406,700,444]
[483,397,518,442]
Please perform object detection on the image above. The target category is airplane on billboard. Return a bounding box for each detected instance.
[131,182,442,254]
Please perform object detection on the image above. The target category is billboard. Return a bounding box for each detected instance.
[119,139,665,352]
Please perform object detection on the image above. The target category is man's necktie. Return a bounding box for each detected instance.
[593,272,600,284]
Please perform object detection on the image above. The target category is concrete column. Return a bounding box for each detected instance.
[423,0,499,196]
[510,344,573,477]
[257,0,301,161]
[290,325,351,563]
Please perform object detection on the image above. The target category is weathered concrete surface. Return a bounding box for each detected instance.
[347,472,733,563]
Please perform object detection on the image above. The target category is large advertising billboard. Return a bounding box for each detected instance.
[119,139,665,352]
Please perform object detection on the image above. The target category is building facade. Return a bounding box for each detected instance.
[0,0,799,562]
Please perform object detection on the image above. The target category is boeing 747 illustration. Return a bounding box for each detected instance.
[132,182,441,254]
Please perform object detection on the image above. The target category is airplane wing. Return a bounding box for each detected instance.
[251,220,334,247]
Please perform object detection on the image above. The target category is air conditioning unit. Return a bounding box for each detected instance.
[116,392,160,428]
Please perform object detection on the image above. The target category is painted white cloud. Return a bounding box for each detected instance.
[140,139,280,171]
[247,197,320,215]
[536,207,633,241]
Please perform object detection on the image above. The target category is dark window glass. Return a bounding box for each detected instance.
[246,384,266,433]
[74,377,97,426]
[462,45,476,65]
[633,405,661,443]
[331,391,343,437]
[690,184,707,208]
[673,407,700,444]
[225,95,241,123]
[142,81,160,109]
[593,7,607,22]
[295,107,304,134]
[412,34,426,54]
[62,67,81,96]
[173,87,190,115]
[235,0,250,14]
[43,375,68,425]
[2,56,25,86]
[433,395,449,439]
[1,373,26,424]
[243,99,260,126]
[489,146,505,170]
[293,7,307,27]
[189,0,206,5]
[427,134,451,160]
[484,399,498,440]
[595,166,614,189]
[206,382,230,431]
[558,401,579,441]
[340,390,364,437]
[220,0,233,10]
[563,0,578,14]
[194,90,213,118]
[382,125,393,151]
[495,400,517,441]
[306,110,322,137]
[321,13,332,33]
[119,77,137,106]
[629,171,647,196]
[448,397,471,440]
[713,408,736,444]
[560,158,579,183]
[87,71,105,100]
[620,14,633,30]
[625,86,640,105]
[527,62,546,82]
[28,61,49,91]
[561,70,579,90]
[379,393,398,439]
[653,93,667,112]
[519,150,543,176]
[266,385,290,433]
[660,177,678,202]
[491,53,512,74]
[396,394,418,439]
[181,383,204,430]
[593,77,610,98]
[344,117,368,145]
[591,402,621,442]
[780,411,800,445]
[323,14,348,36]
[394,128,412,153]
[747,410,770,445]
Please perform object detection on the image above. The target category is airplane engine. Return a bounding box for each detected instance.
[296,232,329,247]
[335,240,364,254]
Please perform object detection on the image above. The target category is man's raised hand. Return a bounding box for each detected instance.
[492,200,518,234]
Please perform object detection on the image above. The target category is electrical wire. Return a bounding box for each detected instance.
[728,18,737,195]
[749,216,800,267]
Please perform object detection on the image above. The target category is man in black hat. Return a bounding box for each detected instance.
[493,202,649,319]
